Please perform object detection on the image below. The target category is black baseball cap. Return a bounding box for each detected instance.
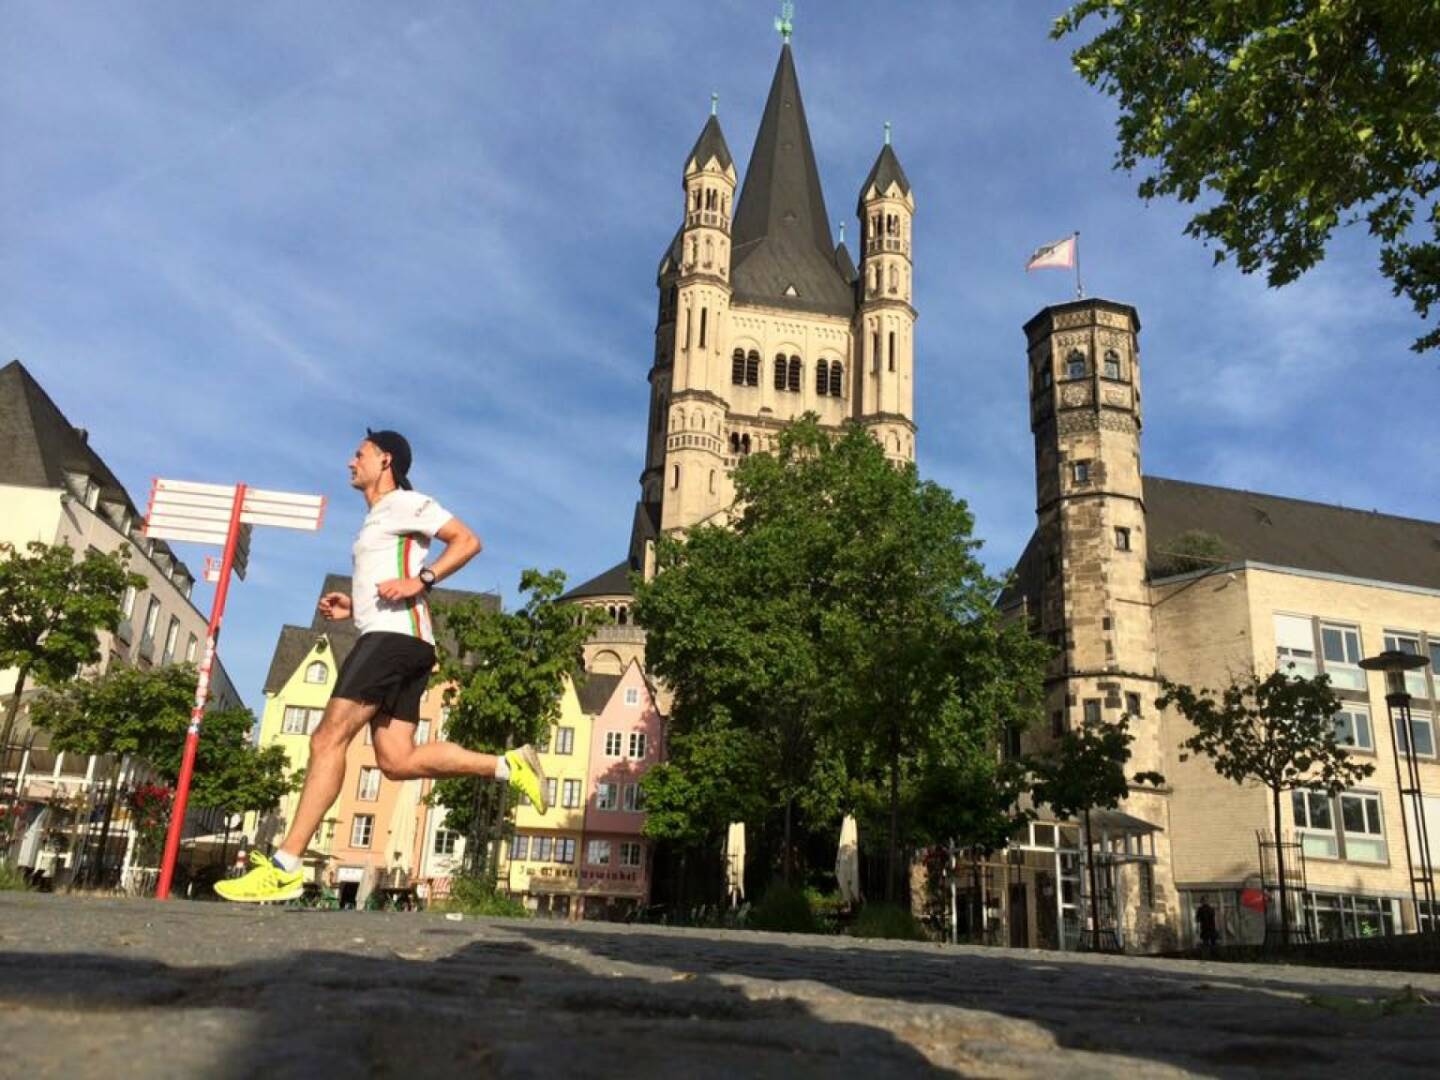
[365,428,413,490]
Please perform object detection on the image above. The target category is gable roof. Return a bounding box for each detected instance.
[560,560,634,601]
[1144,476,1440,591]
[728,45,852,318]
[686,114,733,173]
[576,672,623,715]
[857,143,911,211]
[262,624,359,694]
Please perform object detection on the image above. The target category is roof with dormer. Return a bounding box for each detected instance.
[728,45,853,318]
[857,143,911,211]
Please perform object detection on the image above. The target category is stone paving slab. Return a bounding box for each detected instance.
[1,894,1438,1077]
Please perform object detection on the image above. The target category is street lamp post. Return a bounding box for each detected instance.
[1359,649,1435,932]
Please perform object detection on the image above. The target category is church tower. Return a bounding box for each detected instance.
[630,31,918,569]
[1024,298,1174,941]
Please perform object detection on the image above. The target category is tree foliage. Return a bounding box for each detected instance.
[634,417,1046,892]
[29,662,292,815]
[430,568,601,837]
[1055,1,1440,350]
[0,541,143,763]
[1159,669,1372,801]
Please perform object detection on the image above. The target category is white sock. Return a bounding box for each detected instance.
[494,755,511,781]
[272,850,300,873]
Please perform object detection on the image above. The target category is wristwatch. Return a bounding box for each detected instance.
[418,567,437,591]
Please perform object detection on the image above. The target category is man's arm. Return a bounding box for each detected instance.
[376,516,482,601]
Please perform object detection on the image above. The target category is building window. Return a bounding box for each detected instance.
[887,332,896,372]
[537,727,551,752]
[416,719,431,745]
[555,838,576,864]
[1038,364,1053,390]
[1065,350,1086,379]
[305,661,328,684]
[623,783,646,812]
[698,307,707,348]
[533,836,554,862]
[562,779,582,809]
[1333,706,1373,751]
[596,782,618,810]
[555,726,575,754]
[774,354,787,390]
[787,355,802,392]
[1071,461,1090,484]
[350,815,374,849]
[510,834,528,860]
[816,358,830,396]
[1274,613,1318,679]
[621,841,643,867]
[1002,725,1022,759]
[1319,624,1366,691]
[121,585,138,620]
[1396,712,1436,757]
[1339,792,1387,862]
[162,616,181,664]
[1082,699,1101,727]
[357,767,381,802]
[746,350,759,386]
[1103,349,1121,379]
[624,687,640,706]
[1383,632,1429,697]
[1051,711,1065,737]
[185,633,198,663]
[1114,527,1131,551]
[434,829,459,856]
[1303,891,1396,942]
[1138,862,1155,908]
[1125,692,1141,718]
[282,706,322,735]
[629,731,647,758]
[604,732,623,757]
[587,839,611,865]
[142,596,161,645]
[542,777,558,807]
[1293,790,1338,857]
[732,349,745,385]
[671,465,680,490]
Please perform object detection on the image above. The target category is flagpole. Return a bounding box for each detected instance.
[1074,231,1084,299]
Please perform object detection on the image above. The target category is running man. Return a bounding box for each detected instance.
[217,429,547,903]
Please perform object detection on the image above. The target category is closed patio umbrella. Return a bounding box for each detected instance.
[724,821,746,906]
[836,814,861,907]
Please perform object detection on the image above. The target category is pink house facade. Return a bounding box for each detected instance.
[578,659,664,919]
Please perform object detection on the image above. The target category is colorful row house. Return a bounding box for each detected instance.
[502,659,664,920]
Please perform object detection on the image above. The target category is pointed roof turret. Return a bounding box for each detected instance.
[857,141,911,212]
[729,45,852,316]
[686,113,733,174]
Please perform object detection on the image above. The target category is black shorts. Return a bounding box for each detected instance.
[332,632,436,722]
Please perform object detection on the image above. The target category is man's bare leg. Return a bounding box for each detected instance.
[371,716,501,780]
[277,697,379,860]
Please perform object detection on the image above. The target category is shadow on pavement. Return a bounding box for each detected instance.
[507,921,1440,1077]
[0,930,945,1079]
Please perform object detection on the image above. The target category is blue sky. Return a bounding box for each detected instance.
[4,2,1436,711]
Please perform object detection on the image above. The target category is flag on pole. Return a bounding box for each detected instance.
[1026,234,1077,272]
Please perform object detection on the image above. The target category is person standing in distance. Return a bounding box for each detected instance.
[218,430,548,902]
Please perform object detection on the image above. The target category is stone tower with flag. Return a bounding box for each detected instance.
[628,32,917,570]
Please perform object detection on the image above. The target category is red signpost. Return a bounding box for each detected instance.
[143,478,324,901]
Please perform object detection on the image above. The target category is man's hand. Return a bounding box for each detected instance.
[377,577,426,602]
[317,592,353,620]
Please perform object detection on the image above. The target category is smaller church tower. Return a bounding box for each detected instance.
[856,125,916,463]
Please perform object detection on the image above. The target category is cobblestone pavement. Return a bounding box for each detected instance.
[2,895,1439,1078]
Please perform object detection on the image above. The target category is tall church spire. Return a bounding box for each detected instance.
[729,43,851,315]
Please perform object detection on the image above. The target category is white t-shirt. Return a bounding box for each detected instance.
[350,489,453,643]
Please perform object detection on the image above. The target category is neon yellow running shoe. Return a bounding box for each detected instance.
[505,745,548,814]
[215,856,304,903]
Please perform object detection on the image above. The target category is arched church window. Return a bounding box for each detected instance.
[1066,350,1086,380]
[618,607,628,625]
[888,332,896,372]
[703,237,713,267]
[746,350,760,386]
[709,470,716,494]
[872,332,881,373]
[774,354,787,390]
[741,433,751,455]
[788,355,802,392]
[888,265,899,293]
[815,358,830,396]
[671,465,680,489]
[829,361,843,398]
[698,307,707,348]
[870,265,880,296]
[1103,349,1121,380]
[732,348,746,385]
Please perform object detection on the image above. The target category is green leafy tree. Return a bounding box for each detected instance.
[0,541,143,784]
[1055,1,1440,351]
[1029,714,1165,951]
[430,569,600,874]
[1159,669,1372,945]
